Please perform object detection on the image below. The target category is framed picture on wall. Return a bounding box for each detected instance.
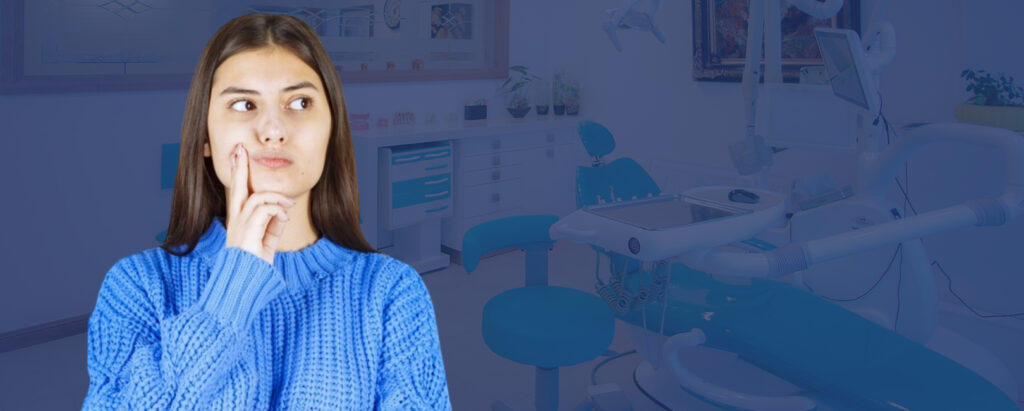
[692,0,860,82]
[0,0,509,93]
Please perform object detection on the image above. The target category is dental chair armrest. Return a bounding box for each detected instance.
[663,329,817,411]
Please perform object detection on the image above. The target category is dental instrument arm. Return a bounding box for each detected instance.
[735,0,845,175]
[685,123,1024,279]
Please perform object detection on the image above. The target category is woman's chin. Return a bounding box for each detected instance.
[250,179,294,195]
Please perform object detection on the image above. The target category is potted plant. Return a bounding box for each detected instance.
[563,79,581,116]
[532,78,551,115]
[956,69,1024,131]
[499,65,540,118]
[552,70,567,115]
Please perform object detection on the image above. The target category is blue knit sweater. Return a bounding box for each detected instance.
[82,217,451,409]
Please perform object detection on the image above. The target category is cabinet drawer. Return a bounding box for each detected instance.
[460,144,568,173]
[392,173,451,209]
[459,179,523,218]
[459,130,569,156]
[461,152,513,172]
[460,164,525,187]
[389,200,452,230]
[389,147,452,181]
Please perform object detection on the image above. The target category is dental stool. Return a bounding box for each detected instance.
[462,215,615,411]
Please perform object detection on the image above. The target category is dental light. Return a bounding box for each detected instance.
[602,0,666,52]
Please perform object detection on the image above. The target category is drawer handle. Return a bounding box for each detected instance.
[425,164,449,171]
[393,155,422,164]
[425,190,449,198]
[491,171,501,181]
[491,156,501,166]
[491,140,502,149]
[424,150,450,159]
[546,148,555,158]
[491,193,501,203]
[424,177,449,185]
[546,133,555,143]
[425,205,449,213]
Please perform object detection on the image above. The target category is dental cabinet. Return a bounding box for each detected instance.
[381,142,453,230]
[353,117,584,273]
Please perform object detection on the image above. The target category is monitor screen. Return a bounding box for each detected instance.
[816,30,870,111]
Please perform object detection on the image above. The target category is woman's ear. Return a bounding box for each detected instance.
[203,142,211,157]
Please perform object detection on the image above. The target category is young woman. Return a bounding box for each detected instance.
[82,13,451,409]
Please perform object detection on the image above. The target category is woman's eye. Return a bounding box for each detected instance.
[230,100,255,112]
[288,97,310,110]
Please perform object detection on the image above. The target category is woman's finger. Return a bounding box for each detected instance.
[228,144,249,221]
[263,214,287,252]
[248,203,289,247]
[238,192,297,221]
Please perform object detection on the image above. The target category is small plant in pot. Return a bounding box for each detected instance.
[563,80,581,116]
[552,70,567,115]
[956,69,1024,131]
[552,70,581,116]
[500,65,540,118]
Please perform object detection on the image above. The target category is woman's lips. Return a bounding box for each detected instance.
[251,150,295,169]
[253,157,293,169]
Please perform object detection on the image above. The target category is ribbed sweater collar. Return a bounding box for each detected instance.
[193,217,353,291]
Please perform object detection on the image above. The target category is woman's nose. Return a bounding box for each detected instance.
[257,108,286,144]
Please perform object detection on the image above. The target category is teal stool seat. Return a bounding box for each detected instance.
[463,214,615,410]
[483,286,614,368]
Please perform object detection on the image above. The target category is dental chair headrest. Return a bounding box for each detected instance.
[578,121,616,160]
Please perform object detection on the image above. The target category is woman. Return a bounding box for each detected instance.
[82,14,451,410]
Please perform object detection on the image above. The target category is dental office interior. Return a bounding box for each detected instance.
[2,0,1024,410]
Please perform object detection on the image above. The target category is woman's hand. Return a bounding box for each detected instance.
[224,144,295,266]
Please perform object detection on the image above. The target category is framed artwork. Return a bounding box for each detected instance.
[692,0,859,82]
[0,0,509,93]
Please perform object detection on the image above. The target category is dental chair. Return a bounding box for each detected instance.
[570,121,1019,410]
[462,215,615,411]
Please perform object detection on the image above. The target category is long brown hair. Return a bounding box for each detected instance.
[162,13,375,257]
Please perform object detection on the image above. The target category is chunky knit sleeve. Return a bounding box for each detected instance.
[375,262,452,410]
[82,247,286,410]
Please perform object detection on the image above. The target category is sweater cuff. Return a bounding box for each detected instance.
[198,247,286,332]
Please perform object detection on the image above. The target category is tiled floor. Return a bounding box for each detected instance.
[4,239,1024,410]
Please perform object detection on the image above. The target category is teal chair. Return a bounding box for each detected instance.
[575,121,661,207]
[576,121,663,305]
[462,215,615,411]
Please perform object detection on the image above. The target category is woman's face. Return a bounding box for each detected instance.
[205,46,332,198]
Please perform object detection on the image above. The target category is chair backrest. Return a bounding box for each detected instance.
[576,158,661,208]
[578,121,616,161]
[461,214,558,275]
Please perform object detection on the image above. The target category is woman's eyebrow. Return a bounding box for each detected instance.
[219,81,318,96]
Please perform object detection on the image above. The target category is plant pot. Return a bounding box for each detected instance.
[536,104,549,115]
[955,104,1024,131]
[464,105,487,120]
[507,106,531,118]
[553,104,565,115]
[565,105,579,116]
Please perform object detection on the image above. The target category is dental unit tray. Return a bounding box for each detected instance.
[550,186,785,262]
